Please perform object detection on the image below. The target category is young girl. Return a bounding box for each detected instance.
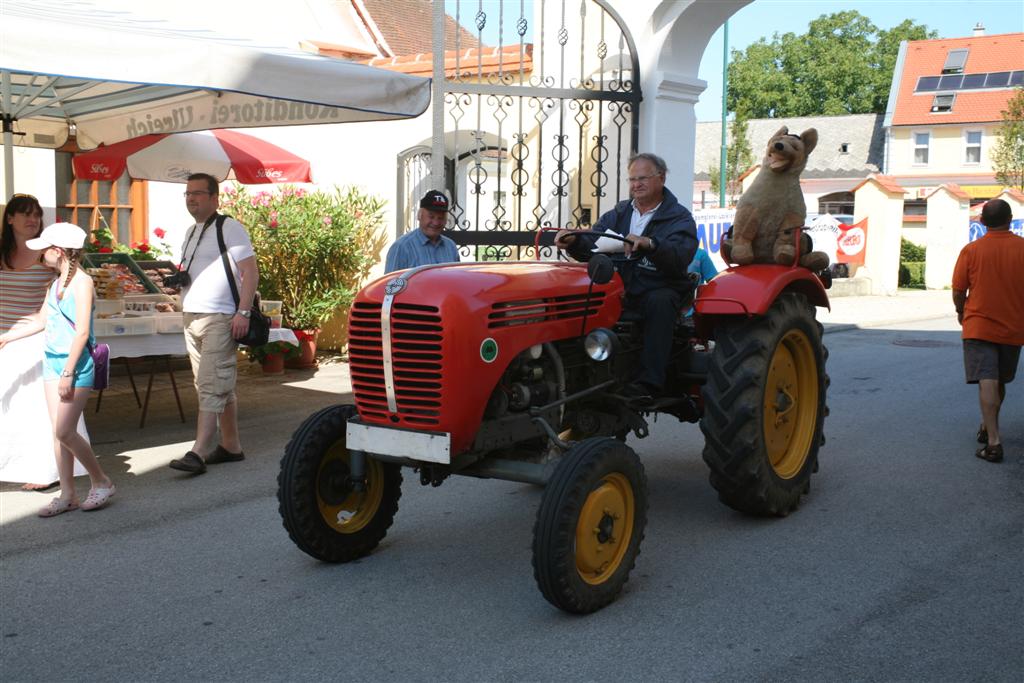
[0,223,115,515]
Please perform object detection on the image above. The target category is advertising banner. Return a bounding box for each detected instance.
[969,218,1024,241]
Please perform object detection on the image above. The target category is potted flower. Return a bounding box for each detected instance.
[220,185,386,368]
[246,340,300,375]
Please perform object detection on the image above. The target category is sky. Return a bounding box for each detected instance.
[694,0,1024,121]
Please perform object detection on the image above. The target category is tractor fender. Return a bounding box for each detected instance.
[694,264,830,317]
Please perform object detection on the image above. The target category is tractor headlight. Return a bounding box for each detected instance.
[584,328,618,362]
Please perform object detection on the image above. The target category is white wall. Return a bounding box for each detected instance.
[0,147,58,224]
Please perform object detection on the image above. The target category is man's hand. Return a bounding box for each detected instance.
[623,234,655,258]
[232,313,251,340]
[554,229,578,249]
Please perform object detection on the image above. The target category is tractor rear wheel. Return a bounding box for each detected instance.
[532,437,648,614]
[278,404,402,562]
[700,292,828,516]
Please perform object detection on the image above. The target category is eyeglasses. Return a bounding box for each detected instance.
[183,191,212,198]
[628,174,661,184]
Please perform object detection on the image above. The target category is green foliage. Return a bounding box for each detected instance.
[900,237,926,262]
[709,117,755,205]
[899,262,925,288]
[245,339,301,364]
[84,218,173,260]
[991,88,1024,191]
[220,185,387,330]
[727,12,935,118]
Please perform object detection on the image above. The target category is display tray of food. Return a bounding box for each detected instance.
[84,253,160,296]
[135,260,182,295]
[93,314,157,337]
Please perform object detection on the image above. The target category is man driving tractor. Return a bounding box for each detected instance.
[555,152,698,398]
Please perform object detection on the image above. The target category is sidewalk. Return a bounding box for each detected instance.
[0,289,956,530]
[818,288,955,333]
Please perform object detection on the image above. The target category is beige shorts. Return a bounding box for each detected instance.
[183,313,237,413]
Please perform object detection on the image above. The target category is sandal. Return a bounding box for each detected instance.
[38,497,79,517]
[977,426,988,445]
[80,484,116,511]
[975,444,1004,463]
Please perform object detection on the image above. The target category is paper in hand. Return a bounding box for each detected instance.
[591,231,626,253]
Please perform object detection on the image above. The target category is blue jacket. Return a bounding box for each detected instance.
[566,187,698,296]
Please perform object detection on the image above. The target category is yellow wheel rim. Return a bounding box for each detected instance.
[575,473,635,585]
[316,441,384,534]
[763,329,819,479]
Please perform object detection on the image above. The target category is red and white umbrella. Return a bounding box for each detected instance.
[72,129,312,184]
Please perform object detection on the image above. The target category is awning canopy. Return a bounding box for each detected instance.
[0,0,431,194]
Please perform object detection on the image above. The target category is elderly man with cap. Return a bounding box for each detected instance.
[384,190,460,273]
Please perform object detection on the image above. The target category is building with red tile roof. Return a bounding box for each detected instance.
[882,28,1023,207]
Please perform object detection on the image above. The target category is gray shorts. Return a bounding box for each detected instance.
[963,339,1021,384]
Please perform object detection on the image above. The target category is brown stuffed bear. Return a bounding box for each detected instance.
[721,126,830,272]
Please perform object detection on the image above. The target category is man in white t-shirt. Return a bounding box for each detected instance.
[169,173,259,475]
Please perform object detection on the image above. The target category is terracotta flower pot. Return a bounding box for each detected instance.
[261,352,285,375]
[286,328,319,369]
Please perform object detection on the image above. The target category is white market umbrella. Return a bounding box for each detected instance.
[0,0,430,196]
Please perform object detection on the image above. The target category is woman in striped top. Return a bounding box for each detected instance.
[0,195,87,489]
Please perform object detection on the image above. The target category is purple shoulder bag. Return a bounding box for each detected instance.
[58,306,110,391]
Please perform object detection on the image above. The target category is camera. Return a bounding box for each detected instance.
[162,270,192,289]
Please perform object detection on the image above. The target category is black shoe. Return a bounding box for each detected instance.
[620,382,655,399]
[205,445,245,465]
[169,451,207,474]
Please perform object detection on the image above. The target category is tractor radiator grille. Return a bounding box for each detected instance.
[348,301,443,426]
[488,292,606,328]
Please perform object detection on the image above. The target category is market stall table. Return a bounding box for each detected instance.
[96,328,299,427]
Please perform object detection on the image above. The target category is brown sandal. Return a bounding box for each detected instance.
[977,426,988,445]
[975,444,1003,463]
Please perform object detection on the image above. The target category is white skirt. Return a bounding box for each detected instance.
[0,331,89,484]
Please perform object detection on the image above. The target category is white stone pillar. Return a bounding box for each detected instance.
[853,175,906,296]
[640,72,704,209]
[925,185,970,290]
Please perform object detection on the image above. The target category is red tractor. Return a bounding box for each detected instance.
[277,233,830,614]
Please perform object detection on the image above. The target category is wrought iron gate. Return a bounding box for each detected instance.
[400,0,641,260]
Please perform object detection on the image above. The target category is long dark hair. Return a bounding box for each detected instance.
[1,194,44,270]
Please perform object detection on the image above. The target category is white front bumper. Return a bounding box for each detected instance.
[345,421,452,464]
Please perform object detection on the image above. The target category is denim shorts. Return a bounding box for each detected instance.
[43,350,95,388]
[963,339,1021,384]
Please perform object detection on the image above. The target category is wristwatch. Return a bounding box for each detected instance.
[647,236,659,251]
[60,370,74,378]
[237,309,252,319]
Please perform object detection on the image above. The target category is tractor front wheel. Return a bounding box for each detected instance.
[532,437,648,614]
[278,404,402,562]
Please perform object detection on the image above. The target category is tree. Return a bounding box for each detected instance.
[709,117,755,205]
[992,88,1024,191]
[727,12,935,118]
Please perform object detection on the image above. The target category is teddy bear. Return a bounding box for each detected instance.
[721,126,830,272]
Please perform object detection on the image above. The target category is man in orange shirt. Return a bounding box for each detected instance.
[952,199,1024,463]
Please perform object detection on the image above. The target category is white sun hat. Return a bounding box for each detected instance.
[25,223,87,250]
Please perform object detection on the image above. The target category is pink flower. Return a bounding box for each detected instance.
[138,243,150,253]
[322,216,332,225]
[269,219,279,229]
[295,188,306,198]
[153,227,166,238]
[354,210,364,219]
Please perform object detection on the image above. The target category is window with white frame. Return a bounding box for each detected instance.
[913,132,930,165]
[965,130,982,164]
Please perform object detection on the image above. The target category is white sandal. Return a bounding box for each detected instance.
[38,497,79,517]
[81,484,116,511]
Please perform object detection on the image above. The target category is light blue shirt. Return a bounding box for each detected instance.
[685,248,718,317]
[384,229,460,273]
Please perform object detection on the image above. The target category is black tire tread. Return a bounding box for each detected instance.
[699,293,827,516]
[278,404,402,562]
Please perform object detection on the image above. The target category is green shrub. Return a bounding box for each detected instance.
[899,261,926,288]
[220,185,387,330]
[900,237,926,262]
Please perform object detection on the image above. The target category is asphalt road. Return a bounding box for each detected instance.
[2,317,1021,682]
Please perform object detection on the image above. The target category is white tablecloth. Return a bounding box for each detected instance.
[98,328,299,359]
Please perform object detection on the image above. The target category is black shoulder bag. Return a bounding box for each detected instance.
[215,215,270,347]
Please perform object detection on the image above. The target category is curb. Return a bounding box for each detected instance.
[822,313,956,335]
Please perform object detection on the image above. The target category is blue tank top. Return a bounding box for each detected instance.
[44,278,95,355]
